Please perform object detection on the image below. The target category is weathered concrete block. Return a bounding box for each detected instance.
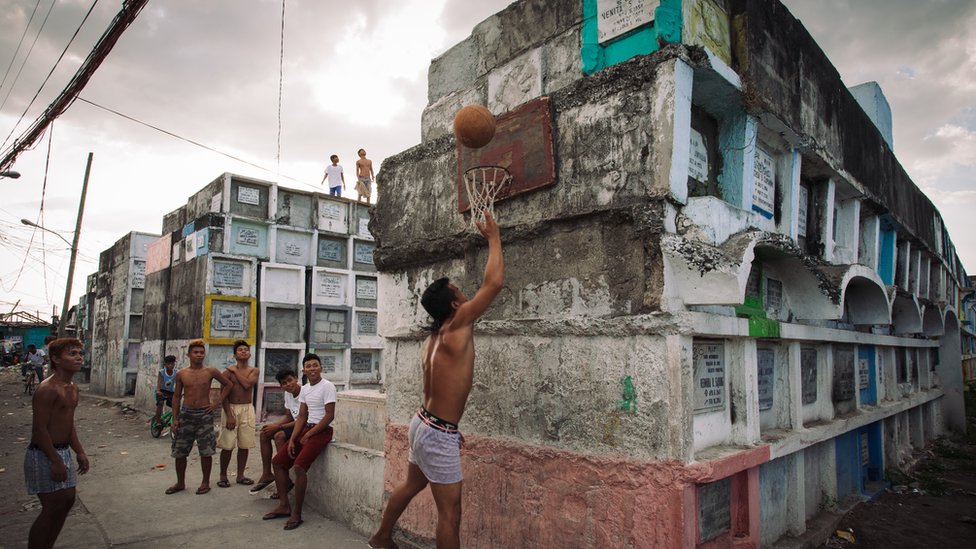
[306,442,384,537]
[427,38,480,105]
[487,48,543,113]
[542,27,583,95]
[334,389,386,452]
[420,87,486,143]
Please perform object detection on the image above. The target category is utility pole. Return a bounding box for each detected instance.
[59,152,92,337]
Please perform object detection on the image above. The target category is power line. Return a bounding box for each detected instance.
[74,97,320,191]
[0,0,44,94]
[0,0,99,152]
[0,0,56,115]
[276,0,286,177]
[0,0,148,172]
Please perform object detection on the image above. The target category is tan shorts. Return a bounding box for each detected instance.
[217,403,256,450]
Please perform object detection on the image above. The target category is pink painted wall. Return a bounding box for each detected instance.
[383,423,768,548]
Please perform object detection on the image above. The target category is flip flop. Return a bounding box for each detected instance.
[249,480,273,494]
[236,477,255,486]
[217,480,231,488]
[165,486,185,495]
[263,511,290,520]
[283,519,303,531]
[196,486,211,495]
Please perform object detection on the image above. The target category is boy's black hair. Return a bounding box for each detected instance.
[302,353,321,366]
[164,355,177,364]
[330,154,338,161]
[27,344,37,351]
[275,369,299,382]
[232,339,250,353]
[421,277,456,333]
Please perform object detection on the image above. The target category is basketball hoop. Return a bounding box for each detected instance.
[462,165,512,229]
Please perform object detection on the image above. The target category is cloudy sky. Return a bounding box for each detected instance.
[1,0,974,317]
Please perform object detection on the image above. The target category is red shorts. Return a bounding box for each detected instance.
[271,425,333,471]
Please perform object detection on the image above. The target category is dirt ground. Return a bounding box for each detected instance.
[818,389,976,548]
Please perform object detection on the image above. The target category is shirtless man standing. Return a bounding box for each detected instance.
[25,338,89,549]
[369,211,503,549]
[355,148,374,203]
[165,339,231,495]
[217,340,260,487]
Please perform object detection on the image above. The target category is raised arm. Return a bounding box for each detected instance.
[452,211,504,327]
[231,366,259,390]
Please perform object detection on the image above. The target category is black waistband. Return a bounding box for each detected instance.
[28,442,70,450]
[418,408,458,432]
[180,406,212,415]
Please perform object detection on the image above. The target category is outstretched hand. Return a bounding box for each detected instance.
[474,210,499,241]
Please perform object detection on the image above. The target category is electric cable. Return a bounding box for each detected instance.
[276,0,286,177]
[75,97,320,190]
[0,0,44,94]
[0,0,56,115]
[0,0,99,152]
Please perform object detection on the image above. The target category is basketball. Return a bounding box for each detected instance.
[453,104,496,149]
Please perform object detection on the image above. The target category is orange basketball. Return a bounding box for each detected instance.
[453,104,496,149]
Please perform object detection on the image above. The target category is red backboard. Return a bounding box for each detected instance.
[457,96,556,212]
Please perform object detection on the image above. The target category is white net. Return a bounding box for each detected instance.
[463,166,512,228]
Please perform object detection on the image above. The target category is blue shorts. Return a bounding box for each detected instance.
[329,185,342,196]
[408,411,462,484]
[25,444,76,495]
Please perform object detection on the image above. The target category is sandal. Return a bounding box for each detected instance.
[217,479,231,488]
[236,477,255,486]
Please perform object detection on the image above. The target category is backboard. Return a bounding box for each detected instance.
[456,96,556,212]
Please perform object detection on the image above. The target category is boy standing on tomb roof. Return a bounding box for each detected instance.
[355,148,374,203]
[321,154,345,197]
[369,211,504,549]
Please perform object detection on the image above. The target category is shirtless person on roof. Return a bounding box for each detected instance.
[369,211,503,549]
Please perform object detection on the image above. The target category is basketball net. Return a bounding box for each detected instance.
[463,166,512,229]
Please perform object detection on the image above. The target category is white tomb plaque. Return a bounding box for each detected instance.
[689,128,709,183]
[321,202,343,220]
[172,242,182,264]
[319,274,343,299]
[354,243,374,265]
[765,278,783,313]
[693,341,725,412]
[210,193,222,212]
[356,278,377,300]
[798,185,809,237]
[858,357,870,390]
[131,260,146,289]
[597,0,659,44]
[213,302,246,331]
[752,147,775,218]
[184,233,195,257]
[237,227,259,247]
[213,262,245,289]
[320,353,338,373]
[284,242,302,257]
[358,312,377,335]
[359,218,370,237]
[237,186,260,205]
[757,348,775,412]
[351,352,373,374]
[318,240,342,262]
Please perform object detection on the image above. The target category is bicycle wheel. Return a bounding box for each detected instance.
[150,419,163,438]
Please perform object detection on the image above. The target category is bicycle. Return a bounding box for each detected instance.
[150,405,174,439]
[23,369,36,395]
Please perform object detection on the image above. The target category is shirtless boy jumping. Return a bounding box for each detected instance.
[369,211,503,549]
[166,339,231,495]
[25,337,89,549]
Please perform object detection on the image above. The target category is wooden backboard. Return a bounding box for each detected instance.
[457,96,556,212]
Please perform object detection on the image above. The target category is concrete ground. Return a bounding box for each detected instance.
[0,367,369,548]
